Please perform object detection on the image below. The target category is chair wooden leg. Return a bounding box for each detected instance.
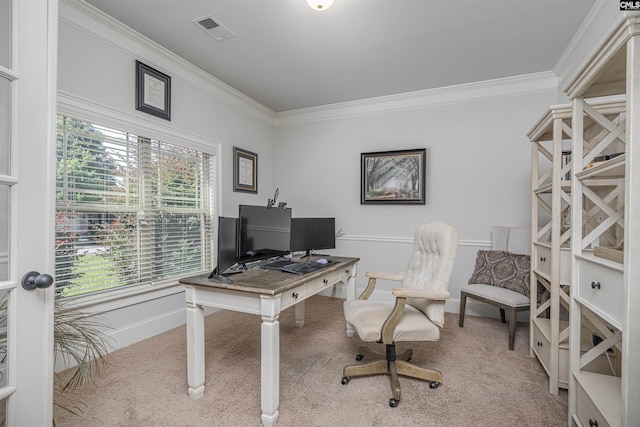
[343,359,389,378]
[396,348,413,361]
[508,306,517,351]
[357,345,384,360]
[388,361,401,402]
[396,360,443,383]
[500,308,506,323]
[459,293,467,327]
[343,344,442,408]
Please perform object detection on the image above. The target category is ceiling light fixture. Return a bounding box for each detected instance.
[306,0,334,11]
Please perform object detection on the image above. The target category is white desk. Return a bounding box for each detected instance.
[179,256,359,427]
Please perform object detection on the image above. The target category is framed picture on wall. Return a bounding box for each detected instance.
[361,148,426,205]
[233,147,258,193]
[135,60,171,121]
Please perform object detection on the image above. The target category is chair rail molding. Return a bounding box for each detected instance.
[338,234,490,248]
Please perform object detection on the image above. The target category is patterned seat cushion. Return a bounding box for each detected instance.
[467,250,549,303]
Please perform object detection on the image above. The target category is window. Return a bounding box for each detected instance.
[55,116,214,297]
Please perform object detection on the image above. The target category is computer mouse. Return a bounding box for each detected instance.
[316,258,328,265]
[247,251,256,256]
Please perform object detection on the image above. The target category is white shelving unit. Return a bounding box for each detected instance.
[527,98,625,397]
[527,104,573,396]
[565,12,640,427]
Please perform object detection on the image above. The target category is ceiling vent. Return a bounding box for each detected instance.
[194,15,234,41]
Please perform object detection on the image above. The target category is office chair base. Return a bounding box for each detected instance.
[342,344,443,407]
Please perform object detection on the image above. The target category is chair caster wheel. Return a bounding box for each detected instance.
[356,354,364,361]
[341,377,350,385]
[389,398,399,408]
[429,381,440,389]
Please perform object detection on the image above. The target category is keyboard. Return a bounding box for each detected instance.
[261,259,332,275]
[261,259,296,270]
[280,261,330,275]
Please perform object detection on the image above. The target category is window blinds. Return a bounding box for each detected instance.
[55,116,214,298]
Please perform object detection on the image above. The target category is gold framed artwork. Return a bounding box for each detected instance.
[233,147,258,193]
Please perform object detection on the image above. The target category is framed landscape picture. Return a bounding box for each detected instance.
[361,148,426,205]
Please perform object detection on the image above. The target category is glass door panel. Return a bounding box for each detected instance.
[0,79,9,175]
[0,186,7,281]
[0,0,9,68]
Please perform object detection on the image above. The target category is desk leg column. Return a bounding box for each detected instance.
[294,301,305,328]
[186,295,206,399]
[345,264,358,337]
[260,295,282,427]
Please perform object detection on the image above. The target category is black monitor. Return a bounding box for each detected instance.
[238,205,292,262]
[217,216,238,274]
[290,217,335,257]
[209,216,239,282]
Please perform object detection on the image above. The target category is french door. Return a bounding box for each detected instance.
[0,0,57,425]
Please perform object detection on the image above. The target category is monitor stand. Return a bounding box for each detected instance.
[208,266,242,284]
[300,250,329,259]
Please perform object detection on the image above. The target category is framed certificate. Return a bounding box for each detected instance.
[233,147,258,193]
[135,60,171,121]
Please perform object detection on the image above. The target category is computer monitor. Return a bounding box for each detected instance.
[238,205,292,261]
[216,216,238,274]
[290,217,335,257]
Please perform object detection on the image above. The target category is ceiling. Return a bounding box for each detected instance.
[84,0,597,113]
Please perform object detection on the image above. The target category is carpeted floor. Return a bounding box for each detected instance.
[53,295,567,426]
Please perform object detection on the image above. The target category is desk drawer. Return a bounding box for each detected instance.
[339,265,355,280]
[306,273,337,295]
[532,321,551,372]
[534,245,571,283]
[577,383,610,427]
[535,245,551,277]
[281,285,306,307]
[578,259,623,325]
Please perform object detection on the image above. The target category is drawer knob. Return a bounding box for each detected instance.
[323,279,329,284]
[591,281,601,290]
[345,269,350,274]
[589,419,598,427]
[537,341,543,347]
[292,292,299,299]
[539,256,546,262]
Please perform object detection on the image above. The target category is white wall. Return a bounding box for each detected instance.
[273,79,558,319]
[53,0,619,358]
[56,0,276,360]
[59,0,277,216]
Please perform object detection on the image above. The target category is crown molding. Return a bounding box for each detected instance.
[274,71,557,127]
[554,0,624,96]
[60,0,274,124]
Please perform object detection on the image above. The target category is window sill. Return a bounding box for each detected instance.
[55,275,199,314]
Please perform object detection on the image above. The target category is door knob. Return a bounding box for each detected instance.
[21,271,54,290]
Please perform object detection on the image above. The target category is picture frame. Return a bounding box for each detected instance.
[233,147,258,193]
[135,60,171,121]
[361,148,426,205]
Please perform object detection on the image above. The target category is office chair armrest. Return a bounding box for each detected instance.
[392,288,450,300]
[381,296,407,344]
[358,271,405,300]
[365,271,404,282]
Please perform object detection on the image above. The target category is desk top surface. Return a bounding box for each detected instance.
[179,256,359,296]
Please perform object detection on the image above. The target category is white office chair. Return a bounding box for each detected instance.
[341,221,459,408]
